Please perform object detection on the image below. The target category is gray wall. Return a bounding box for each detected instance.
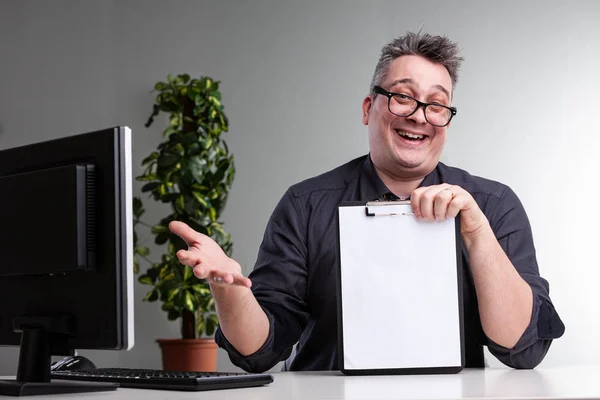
[1,0,599,374]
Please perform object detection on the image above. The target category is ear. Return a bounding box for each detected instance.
[362,95,372,125]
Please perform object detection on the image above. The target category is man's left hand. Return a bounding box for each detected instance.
[410,184,489,239]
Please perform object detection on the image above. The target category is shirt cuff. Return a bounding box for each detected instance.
[214,309,278,372]
[486,291,542,355]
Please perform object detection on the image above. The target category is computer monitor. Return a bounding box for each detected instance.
[0,126,134,396]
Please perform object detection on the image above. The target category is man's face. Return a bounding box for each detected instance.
[363,55,453,179]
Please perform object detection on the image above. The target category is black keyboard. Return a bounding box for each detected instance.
[51,368,273,391]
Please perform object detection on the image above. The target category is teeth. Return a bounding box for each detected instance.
[398,131,424,140]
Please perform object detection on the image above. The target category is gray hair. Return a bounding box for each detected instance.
[369,31,464,97]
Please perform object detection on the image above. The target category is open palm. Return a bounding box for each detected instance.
[169,221,251,287]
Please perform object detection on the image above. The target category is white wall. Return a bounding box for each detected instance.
[0,0,598,374]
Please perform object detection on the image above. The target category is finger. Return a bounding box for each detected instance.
[169,221,202,246]
[212,272,234,285]
[410,188,427,219]
[209,272,252,288]
[233,275,252,288]
[419,187,441,222]
[221,273,252,288]
[176,249,201,267]
[192,264,210,280]
[433,188,454,221]
[447,192,468,219]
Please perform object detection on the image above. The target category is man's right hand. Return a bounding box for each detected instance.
[169,221,252,288]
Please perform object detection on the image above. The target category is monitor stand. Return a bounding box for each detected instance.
[0,316,117,396]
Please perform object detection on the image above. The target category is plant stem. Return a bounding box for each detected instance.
[181,309,196,339]
[136,221,154,229]
[139,255,155,265]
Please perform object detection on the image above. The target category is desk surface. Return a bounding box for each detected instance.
[3,365,600,399]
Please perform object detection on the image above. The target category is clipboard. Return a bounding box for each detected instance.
[336,200,465,375]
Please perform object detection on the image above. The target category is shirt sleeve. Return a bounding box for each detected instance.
[483,185,565,369]
[214,187,310,373]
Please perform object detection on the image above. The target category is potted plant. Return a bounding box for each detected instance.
[133,73,235,372]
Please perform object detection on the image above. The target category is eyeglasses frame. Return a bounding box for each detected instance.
[372,85,457,127]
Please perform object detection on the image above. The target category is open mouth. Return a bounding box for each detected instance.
[395,130,426,141]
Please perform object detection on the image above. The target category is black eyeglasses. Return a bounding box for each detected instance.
[373,85,457,127]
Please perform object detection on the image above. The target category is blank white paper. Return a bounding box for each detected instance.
[338,203,462,371]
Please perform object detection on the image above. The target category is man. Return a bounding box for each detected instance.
[169,31,564,372]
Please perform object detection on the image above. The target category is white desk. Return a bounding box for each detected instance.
[3,365,600,399]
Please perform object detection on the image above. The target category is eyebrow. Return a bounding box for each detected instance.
[388,78,451,100]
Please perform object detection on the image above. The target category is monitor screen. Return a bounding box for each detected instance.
[0,126,134,396]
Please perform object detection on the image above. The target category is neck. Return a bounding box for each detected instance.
[373,163,426,200]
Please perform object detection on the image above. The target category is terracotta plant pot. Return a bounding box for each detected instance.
[156,338,218,372]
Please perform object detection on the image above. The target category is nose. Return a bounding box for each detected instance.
[406,105,428,125]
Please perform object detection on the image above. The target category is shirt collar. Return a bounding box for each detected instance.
[361,153,441,200]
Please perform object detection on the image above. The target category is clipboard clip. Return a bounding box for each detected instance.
[365,200,414,217]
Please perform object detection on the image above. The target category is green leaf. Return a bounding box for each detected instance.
[209,207,217,221]
[155,232,169,245]
[205,317,215,336]
[142,152,159,165]
[136,174,158,181]
[162,272,175,281]
[208,96,221,107]
[138,274,152,285]
[159,264,171,279]
[213,159,229,184]
[161,193,179,203]
[151,224,169,234]
[205,314,219,336]
[147,268,159,282]
[182,116,195,125]
[192,183,210,191]
[167,288,180,302]
[189,158,207,178]
[162,126,177,137]
[187,220,209,235]
[187,142,202,157]
[184,266,193,281]
[173,143,185,156]
[183,197,196,214]
[142,182,160,192]
[181,74,190,83]
[157,183,167,197]
[196,315,205,336]
[157,153,179,168]
[184,291,195,312]
[143,289,158,302]
[168,309,180,321]
[206,297,215,312]
[135,246,149,257]
[207,189,218,200]
[154,82,166,91]
[192,192,209,209]
[190,285,211,297]
[133,197,144,218]
[175,195,185,214]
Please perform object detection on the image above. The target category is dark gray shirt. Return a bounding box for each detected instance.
[215,155,565,372]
